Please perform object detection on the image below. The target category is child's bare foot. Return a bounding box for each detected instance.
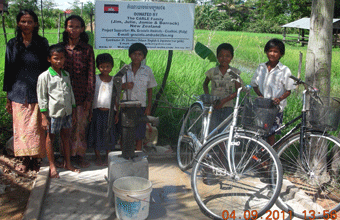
[64,164,80,173]
[50,169,60,178]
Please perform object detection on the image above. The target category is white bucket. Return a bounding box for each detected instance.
[113,176,152,220]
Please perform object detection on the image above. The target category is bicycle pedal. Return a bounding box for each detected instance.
[231,141,240,146]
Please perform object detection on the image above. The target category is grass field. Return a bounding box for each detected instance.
[1,29,340,145]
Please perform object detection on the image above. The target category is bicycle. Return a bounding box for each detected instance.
[177,69,243,171]
[177,93,232,171]
[265,76,340,219]
[187,72,283,219]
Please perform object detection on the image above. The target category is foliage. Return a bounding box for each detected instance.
[194,0,339,34]
[3,0,95,30]
[4,0,38,28]
[68,0,95,28]
[194,4,245,31]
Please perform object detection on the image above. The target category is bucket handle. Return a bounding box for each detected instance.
[127,195,156,204]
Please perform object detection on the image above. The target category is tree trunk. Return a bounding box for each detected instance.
[305,0,335,181]
[305,0,334,94]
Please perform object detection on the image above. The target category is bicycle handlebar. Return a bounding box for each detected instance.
[289,75,319,94]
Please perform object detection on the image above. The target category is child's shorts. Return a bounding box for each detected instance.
[48,114,72,134]
[269,112,283,135]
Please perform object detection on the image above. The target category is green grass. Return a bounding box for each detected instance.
[1,29,340,145]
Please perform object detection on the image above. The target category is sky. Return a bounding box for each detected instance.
[55,0,94,11]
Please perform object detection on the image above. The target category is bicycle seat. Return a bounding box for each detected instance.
[199,94,221,105]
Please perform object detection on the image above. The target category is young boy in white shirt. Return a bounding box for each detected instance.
[251,38,295,145]
[122,43,157,151]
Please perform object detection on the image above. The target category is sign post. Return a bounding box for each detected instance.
[95,1,195,114]
[95,1,195,50]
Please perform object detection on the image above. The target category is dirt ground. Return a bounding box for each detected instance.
[0,151,37,220]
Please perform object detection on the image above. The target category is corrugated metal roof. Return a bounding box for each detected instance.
[282,18,340,30]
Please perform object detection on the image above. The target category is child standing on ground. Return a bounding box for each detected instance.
[251,38,295,145]
[88,53,118,166]
[203,43,241,132]
[122,43,158,151]
[37,44,80,178]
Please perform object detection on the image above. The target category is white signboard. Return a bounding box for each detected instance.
[95,1,195,50]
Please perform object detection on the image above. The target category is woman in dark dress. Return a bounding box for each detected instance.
[3,9,49,172]
[61,15,95,168]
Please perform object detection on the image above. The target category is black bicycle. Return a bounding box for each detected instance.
[270,75,340,219]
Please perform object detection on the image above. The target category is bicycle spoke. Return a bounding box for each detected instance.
[192,133,282,219]
[277,132,340,219]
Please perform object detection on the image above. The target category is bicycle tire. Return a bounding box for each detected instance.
[277,131,340,219]
[191,132,283,220]
[177,103,204,171]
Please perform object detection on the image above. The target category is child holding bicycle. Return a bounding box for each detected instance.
[251,38,295,145]
[203,43,241,132]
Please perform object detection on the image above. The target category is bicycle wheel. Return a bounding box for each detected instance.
[277,132,340,219]
[177,103,204,171]
[191,132,283,220]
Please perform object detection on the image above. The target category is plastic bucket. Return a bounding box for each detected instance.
[113,176,152,220]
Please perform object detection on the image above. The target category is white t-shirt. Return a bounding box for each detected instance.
[92,75,114,109]
[251,61,295,111]
[122,64,157,107]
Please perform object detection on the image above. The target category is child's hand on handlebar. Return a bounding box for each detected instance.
[273,98,281,105]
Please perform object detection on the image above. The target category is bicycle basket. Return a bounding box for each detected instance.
[199,94,221,105]
[241,97,279,135]
[308,96,340,131]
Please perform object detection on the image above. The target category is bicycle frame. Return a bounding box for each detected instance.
[270,87,319,172]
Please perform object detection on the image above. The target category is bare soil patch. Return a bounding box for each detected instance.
[0,152,37,220]
[287,176,340,220]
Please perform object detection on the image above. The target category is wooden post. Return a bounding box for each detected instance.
[301,29,305,46]
[151,50,173,115]
[297,52,303,90]
[2,10,7,44]
[40,0,44,37]
[90,8,93,33]
[58,13,61,43]
[283,27,286,43]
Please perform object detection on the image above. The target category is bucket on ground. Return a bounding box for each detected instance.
[113,176,152,220]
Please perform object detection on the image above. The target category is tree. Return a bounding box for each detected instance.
[305,0,335,182]
[5,0,38,28]
[305,0,334,94]
[68,0,94,29]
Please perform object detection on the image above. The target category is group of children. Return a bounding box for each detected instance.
[38,43,157,178]
[204,38,295,145]
[39,37,293,178]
